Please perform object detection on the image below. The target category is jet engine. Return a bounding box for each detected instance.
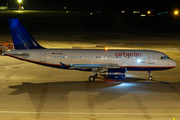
[99,68,126,80]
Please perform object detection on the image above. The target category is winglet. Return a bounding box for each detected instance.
[59,62,65,68]
[8,18,44,49]
[59,62,71,69]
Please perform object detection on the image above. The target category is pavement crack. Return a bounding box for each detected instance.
[36,83,49,119]
[0,72,16,94]
[131,88,151,120]
[86,82,96,119]
[169,83,179,93]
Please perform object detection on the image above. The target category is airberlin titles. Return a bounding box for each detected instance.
[115,52,141,57]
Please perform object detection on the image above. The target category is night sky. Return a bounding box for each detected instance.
[0,0,180,10]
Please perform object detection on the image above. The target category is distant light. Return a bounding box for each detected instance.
[137,59,141,63]
[18,0,22,3]
[141,14,146,17]
[130,26,132,28]
[90,13,93,15]
[64,7,66,9]
[174,10,179,15]
[105,47,108,51]
[157,11,168,16]
[121,11,125,13]
[133,11,140,14]
[147,11,151,14]
[66,11,69,13]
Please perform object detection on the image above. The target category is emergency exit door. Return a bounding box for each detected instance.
[40,51,46,62]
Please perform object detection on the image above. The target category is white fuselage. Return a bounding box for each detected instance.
[5,49,177,71]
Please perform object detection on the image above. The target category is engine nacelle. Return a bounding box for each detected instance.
[99,68,126,80]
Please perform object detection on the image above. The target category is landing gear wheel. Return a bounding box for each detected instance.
[89,76,95,82]
[148,76,153,80]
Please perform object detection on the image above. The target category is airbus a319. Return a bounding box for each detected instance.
[3,18,177,82]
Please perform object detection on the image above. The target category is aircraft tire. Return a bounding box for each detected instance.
[148,76,153,80]
[89,76,95,82]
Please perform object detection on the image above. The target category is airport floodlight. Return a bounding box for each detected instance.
[18,0,22,3]
[174,10,179,15]
[147,11,151,14]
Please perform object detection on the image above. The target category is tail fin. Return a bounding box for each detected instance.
[8,18,44,49]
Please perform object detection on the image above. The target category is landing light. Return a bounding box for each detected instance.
[137,59,141,63]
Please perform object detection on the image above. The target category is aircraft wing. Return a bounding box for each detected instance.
[59,62,120,71]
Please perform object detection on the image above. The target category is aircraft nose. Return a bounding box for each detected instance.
[171,60,177,67]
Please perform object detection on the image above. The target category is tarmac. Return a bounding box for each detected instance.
[0,10,180,120]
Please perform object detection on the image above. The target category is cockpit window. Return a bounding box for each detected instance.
[161,56,170,59]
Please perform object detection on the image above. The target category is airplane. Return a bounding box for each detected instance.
[3,18,177,82]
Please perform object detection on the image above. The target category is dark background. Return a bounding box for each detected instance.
[1,0,180,11]
[0,1,180,41]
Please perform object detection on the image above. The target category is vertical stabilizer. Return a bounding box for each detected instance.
[8,18,44,49]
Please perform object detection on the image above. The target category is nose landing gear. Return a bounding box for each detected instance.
[148,70,153,80]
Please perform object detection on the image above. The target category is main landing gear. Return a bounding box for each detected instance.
[89,71,98,82]
[148,70,153,80]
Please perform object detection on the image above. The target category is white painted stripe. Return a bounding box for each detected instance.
[0,111,180,116]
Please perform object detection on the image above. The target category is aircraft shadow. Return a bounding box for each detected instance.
[8,80,180,111]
